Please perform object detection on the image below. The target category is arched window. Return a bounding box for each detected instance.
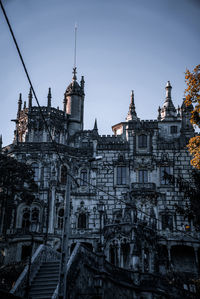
[22,208,30,229]
[32,163,39,181]
[32,207,39,223]
[138,134,147,148]
[58,208,64,229]
[80,169,87,186]
[109,245,119,266]
[21,206,40,229]
[61,166,67,184]
[78,213,87,229]
[121,242,130,268]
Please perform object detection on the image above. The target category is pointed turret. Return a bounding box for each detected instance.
[64,68,85,135]
[160,81,177,120]
[126,90,138,121]
[180,98,194,137]
[28,88,32,108]
[47,87,52,107]
[93,118,98,132]
[0,135,2,152]
[157,106,161,120]
[17,93,22,116]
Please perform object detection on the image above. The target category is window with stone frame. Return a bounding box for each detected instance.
[161,214,173,231]
[58,208,64,229]
[80,169,87,186]
[31,162,39,181]
[77,213,87,229]
[170,125,177,134]
[31,207,39,223]
[22,208,31,229]
[138,134,147,148]
[138,169,148,183]
[116,166,127,185]
[21,206,40,229]
[160,166,170,185]
[60,165,67,184]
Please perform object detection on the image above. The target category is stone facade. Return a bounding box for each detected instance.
[0,70,199,294]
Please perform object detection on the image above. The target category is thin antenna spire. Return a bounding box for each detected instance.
[74,23,77,69]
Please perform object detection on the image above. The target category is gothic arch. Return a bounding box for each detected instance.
[76,201,89,229]
[16,202,42,229]
[57,207,64,229]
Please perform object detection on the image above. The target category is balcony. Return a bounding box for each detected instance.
[131,182,156,191]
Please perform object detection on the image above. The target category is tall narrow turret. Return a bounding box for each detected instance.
[180,98,194,137]
[0,135,2,152]
[160,81,177,120]
[126,90,138,121]
[28,88,32,108]
[47,88,52,107]
[17,93,22,116]
[63,68,85,135]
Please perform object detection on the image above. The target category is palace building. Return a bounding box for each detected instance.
[0,68,199,298]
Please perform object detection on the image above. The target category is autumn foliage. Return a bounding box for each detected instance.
[185,64,200,169]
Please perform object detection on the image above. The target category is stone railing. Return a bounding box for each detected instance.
[131,182,156,191]
[10,245,60,298]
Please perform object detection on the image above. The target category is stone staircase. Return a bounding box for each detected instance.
[29,261,60,299]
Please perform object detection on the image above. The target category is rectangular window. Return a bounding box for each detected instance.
[138,135,147,148]
[139,170,148,183]
[117,166,126,185]
[160,166,170,185]
[80,169,87,186]
[161,214,173,231]
[170,126,177,134]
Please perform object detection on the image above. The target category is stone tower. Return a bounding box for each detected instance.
[63,68,85,135]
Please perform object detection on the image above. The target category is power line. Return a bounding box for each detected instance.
[1,0,199,244]
[0,0,79,185]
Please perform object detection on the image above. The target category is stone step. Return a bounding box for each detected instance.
[40,264,60,269]
[36,272,59,278]
[29,261,59,299]
[31,279,59,286]
[38,267,60,272]
[31,283,57,290]
[30,288,55,295]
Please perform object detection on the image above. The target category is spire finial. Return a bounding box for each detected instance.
[72,67,77,81]
[28,87,32,108]
[126,90,137,121]
[131,90,134,104]
[23,101,26,109]
[0,134,2,152]
[80,75,85,90]
[165,81,172,99]
[158,106,161,120]
[93,118,98,131]
[47,87,52,107]
[18,93,22,114]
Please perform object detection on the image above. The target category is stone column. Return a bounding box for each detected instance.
[149,251,154,273]
[194,247,199,273]
[167,245,171,269]
[48,185,55,234]
[141,248,144,272]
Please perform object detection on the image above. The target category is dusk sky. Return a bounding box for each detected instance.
[0,0,200,146]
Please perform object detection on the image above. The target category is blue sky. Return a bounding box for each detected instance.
[0,0,200,146]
